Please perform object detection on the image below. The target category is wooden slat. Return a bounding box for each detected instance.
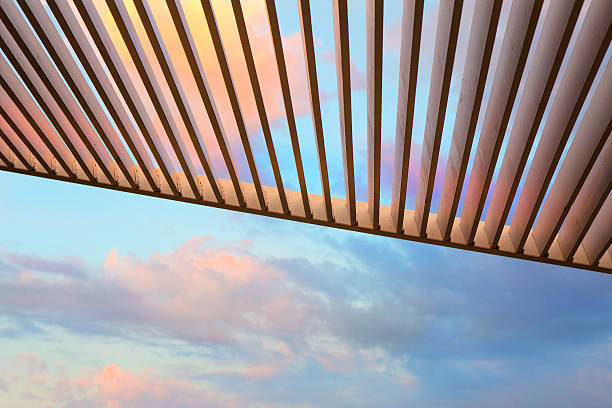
[133,0,222,202]
[298,0,333,221]
[0,5,113,183]
[0,122,33,171]
[0,101,52,174]
[509,0,611,252]
[230,0,289,215]
[332,0,357,225]
[414,0,463,237]
[0,137,12,167]
[165,0,245,205]
[74,0,180,195]
[580,193,612,265]
[366,0,384,229]
[264,0,311,217]
[47,0,158,191]
[2,162,610,273]
[555,135,612,260]
[459,0,543,245]
[0,0,607,273]
[436,0,501,240]
[531,62,611,255]
[0,62,73,177]
[200,0,266,209]
[107,0,201,199]
[390,0,424,233]
[2,1,116,184]
[484,0,584,247]
[0,27,95,181]
[16,0,137,189]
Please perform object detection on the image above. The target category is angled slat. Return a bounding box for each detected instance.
[298,0,333,221]
[460,0,543,245]
[532,62,611,255]
[264,0,311,217]
[332,0,357,225]
[165,0,245,205]
[485,0,584,247]
[47,0,158,191]
[0,101,52,174]
[366,0,384,229]
[200,0,266,210]
[437,0,502,240]
[509,0,612,252]
[580,193,612,265]
[0,119,33,171]
[414,0,463,237]
[16,0,137,189]
[0,28,95,181]
[0,0,607,273]
[391,0,424,233]
[107,0,202,199]
[0,137,12,167]
[1,1,115,184]
[0,63,73,177]
[134,1,222,202]
[74,0,180,195]
[555,135,612,260]
[230,0,289,215]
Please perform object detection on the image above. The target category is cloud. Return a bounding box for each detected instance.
[1,231,612,406]
[0,356,236,408]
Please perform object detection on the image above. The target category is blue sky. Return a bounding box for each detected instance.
[1,0,611,407]
[2,171,612,407]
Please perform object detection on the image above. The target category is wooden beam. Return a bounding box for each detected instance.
[73,0,180,195]
[484,0,584,248]
[0,101,52,174]
[2,164,610,274]
[0,68,74,177]
[0,137,12,167]
[0,124,33,171]
[580,192,612,265]
[264,0,311,217]
[436,0,501,240]
[134,0,223,202]
[16,0,137,188]
[332,0,357,225]
[107,0,202,199]
[165,0,246,205]
[460,0,543,245]
[230,0,289,215]
[47,0,158,191]
[0,27,95,181]
[390,0,424,233]
[200,0,266,209]
[555,135,612,260]
[0,5,115,183]
[414,0,463,237]
[366,0,384,229]
[531,62,611,256]
[509,0,611,252]
[298,0,333,221]
[1,2,116,184]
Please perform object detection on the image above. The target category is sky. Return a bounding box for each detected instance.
[1,0,611,407]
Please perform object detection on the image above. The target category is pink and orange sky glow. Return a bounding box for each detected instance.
[1,0,611,407]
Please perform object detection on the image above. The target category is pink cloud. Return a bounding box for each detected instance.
[1,356,236,408]
[242,364,279,379]
[0,236,421,390]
